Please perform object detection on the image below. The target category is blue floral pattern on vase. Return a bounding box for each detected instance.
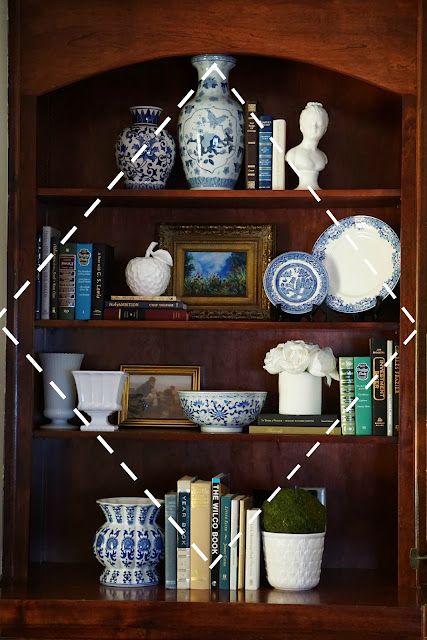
[93,498,164,587]
[178,55,244,189]
[116,106,175,189]
[263,252,329,315]
[178,391,267,433]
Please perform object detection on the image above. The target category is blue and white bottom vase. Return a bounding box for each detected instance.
[178,54,244,189]
[94,497,164,586]
[115,106,175,189]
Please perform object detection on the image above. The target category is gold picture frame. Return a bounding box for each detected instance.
[159,224,274,319]
[118,365,201,427]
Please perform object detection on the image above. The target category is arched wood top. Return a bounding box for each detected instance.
[20,0,418,96]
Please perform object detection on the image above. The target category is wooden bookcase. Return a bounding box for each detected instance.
[2,1,427,638]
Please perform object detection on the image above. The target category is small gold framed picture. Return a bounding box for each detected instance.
[118,365,201,427]
[159,223,274,319]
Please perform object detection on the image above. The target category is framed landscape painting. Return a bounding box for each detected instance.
[159,224,274,319]
[118,365,201,427]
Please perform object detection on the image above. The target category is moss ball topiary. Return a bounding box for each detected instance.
[262,488,326,534]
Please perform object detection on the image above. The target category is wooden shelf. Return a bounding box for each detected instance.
[0,564,419,640]
[32,428,398,444]
[37,187,401,208]
[35,320,400,331]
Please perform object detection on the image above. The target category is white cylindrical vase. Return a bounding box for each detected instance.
[278,371,322,415]
[72,371,128,432]
[39,353,84,430]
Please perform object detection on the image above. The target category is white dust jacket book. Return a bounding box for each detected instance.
[176,475,197,589]
[386,339,394,436]
[245,508,261,590]
[229,495,244,590]
[237,496,253,590]
[272,119,286,190]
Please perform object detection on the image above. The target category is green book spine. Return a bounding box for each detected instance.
[219,494,234,590]
[58,243,76,320]
[339,356,356,435]
[353,357,373,435]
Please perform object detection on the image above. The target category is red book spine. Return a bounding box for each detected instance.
[103,308,189,320]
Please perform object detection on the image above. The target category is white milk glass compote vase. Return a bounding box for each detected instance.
[39,352,84,430]
[72,371,128,432]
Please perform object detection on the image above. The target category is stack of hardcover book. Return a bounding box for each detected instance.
[35,227,114,320]
[164,474,261,591]
[245,100,286,190]
[103,296,188,320]
[249,414,340,435]
[338,338,399,436]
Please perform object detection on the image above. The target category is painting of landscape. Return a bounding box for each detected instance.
[183,250,247,297]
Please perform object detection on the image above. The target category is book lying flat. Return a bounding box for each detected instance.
[257,414,338,427]
[249,426,342,435]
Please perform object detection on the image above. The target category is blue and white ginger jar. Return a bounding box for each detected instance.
[94,497,164,586]
[178,54,244,189]
[116,106,175,189]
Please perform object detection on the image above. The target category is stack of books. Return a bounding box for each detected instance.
[249,414,340,435]
[103,296,188,321]
[164,474,261,591]
[245,100,286,190]
[338,337,399,436]
[35,227,113,320]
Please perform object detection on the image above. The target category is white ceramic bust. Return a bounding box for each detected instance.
[286,102,329,190]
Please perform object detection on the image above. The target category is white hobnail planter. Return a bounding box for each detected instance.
[262,531,325,590]
[39,353,84,430]
[72,371,128,432]
[278,371,322,415]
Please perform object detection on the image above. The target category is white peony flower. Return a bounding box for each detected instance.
[281,340,319,374]
[308,347,340,386]
[263,343,287,374]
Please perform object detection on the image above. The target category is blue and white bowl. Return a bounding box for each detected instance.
[178,391,267,433]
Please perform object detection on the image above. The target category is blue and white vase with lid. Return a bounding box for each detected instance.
[178,54,244,189]
[115,106,175,189]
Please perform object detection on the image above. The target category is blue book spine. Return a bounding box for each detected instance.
[75,243,93,320]
[35,230,42,320]
[219,494,233,590]
[258,115,273,189]
[165,492,177,589]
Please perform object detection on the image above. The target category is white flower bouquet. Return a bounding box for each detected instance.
[264,340,340,386]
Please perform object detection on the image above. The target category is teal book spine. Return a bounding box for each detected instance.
[165,492,177,589]
[75,243,93,320]
[219,494,234,590]
[258,115,273,189]
[339,356,356,435]
[353,357,373,435]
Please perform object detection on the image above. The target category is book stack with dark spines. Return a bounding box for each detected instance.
[244,102,286,191]
[103,296,188,320]
[249,414,340,435]
[35,228,114,321]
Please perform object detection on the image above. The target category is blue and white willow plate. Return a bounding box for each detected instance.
[263,251,329,314]
[312,216,400,313]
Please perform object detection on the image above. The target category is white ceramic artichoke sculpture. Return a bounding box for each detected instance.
[125,242,173,296]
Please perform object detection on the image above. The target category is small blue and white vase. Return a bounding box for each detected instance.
[94,497,164,586]
[115,106,175,189]
[178,54,244,189]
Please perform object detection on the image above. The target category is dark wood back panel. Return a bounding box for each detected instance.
[30,437,398,572]
[37,56,402,190]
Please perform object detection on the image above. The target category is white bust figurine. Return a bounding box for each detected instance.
[286,102,329,190]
